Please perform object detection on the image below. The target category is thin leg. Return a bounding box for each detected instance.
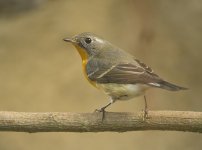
[95,98,114,121]
[143,95,149,120]
[100,102,112,111]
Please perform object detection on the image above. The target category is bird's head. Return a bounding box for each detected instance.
[63,32,107,60]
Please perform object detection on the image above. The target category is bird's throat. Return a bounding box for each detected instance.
[74,45,88,62]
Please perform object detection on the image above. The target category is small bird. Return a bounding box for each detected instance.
[63,32,187,118]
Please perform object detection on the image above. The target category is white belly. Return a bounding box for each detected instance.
[97,83,149,101]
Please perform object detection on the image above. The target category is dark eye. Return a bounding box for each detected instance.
[85,38,92,44]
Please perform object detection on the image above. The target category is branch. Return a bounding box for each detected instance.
[0,111,202,133]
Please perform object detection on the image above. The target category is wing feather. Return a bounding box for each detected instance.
[86,58,162,85]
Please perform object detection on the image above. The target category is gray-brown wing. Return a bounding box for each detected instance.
[134,58,159,77]
[86,59,162,85]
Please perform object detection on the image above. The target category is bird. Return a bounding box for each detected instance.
[63,32,187,119]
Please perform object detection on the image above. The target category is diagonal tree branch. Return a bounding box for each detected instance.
[0,111,202,133]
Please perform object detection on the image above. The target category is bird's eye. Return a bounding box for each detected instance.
[85,38,92,44]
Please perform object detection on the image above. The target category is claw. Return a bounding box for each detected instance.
[94,98,115,121]
[94,108,106,121]
[143,108,149,121]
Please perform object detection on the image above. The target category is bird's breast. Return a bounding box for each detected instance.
[82,60,97,88]
[74,45,97,88]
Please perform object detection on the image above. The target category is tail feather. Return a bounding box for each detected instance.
[157,80,188,91]
[149,80,188,91]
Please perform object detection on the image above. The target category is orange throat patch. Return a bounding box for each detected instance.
[74,45,97,88]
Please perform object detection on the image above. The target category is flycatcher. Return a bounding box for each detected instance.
[63,32,187,117]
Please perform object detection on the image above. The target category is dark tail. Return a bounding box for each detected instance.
[157,80,188,91]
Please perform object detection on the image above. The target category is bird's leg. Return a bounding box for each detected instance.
[95,98,114,121]
[143,95,149,120]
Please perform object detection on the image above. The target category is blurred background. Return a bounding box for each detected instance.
[0,0,202,149]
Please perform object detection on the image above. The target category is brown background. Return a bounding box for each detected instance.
[0,0,201,149]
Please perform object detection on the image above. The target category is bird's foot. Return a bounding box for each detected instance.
[94,101,112,121]
[94,108,106,121]
[142,108,149,121]
[142,95,149,121]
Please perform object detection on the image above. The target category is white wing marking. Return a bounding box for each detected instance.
[97,65,116,79]
[149,83,160,87]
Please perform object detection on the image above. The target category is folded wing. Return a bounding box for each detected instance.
[86,58,187,91]
[87,59,161,85]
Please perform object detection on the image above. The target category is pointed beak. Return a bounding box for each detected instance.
[63,38,72,42]
[63,38,77,44]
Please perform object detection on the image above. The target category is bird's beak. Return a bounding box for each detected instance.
[63,38,77,43]
[63,38,72,42]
